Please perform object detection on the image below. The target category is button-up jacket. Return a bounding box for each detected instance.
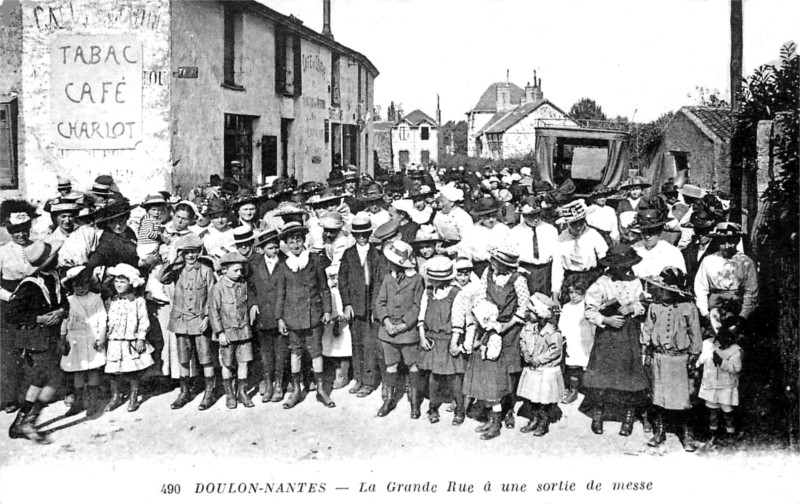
[274,252,332,331]
[160,261,215,335]
[339,244,381,319]
[375,271,425,344]
[209,276,251,341]
[247,252,284,330]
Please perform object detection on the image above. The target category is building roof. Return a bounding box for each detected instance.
[680,106,733,143]
[372,121,395,132]
[470,82,525,112]
[241,0,379,77]
[398,109,437,127]
[482,99,568,134]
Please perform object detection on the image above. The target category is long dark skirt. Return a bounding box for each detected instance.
[0,302,22,407]
[579,317,649,420]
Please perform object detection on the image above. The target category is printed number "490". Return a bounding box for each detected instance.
[161,484,181,494]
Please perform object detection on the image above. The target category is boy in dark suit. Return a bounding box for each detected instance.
[275,222,334,408]
[248,229,287,403]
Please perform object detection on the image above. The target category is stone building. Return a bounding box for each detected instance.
[371,120,393,174]
[466,80,525,157]
[391,109,438,170]
[0,0,378,205]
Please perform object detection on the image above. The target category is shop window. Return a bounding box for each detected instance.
[223,4,244,88]
[0,97,18,189]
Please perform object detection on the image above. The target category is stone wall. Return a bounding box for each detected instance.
[651,112,720,192]
[372,121,393,173]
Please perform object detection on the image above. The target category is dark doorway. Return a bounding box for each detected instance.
[421,150,430,167]
[343,124,358,167]
[281,118,293,177]
[331,123,342,169]
[261,135,278,180]
[224,114,255,183]
[399,150,409,170]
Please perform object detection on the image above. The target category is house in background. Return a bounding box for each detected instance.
[391,109,438,170]
[466,80,525,157]
[646,107,733,195]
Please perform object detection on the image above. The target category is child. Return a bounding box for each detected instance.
[209,252,254,409]
[104,264,155,413]
[641,267,703,451]
[60,267,107,417]
[137,194,167,260]
[417,256,464,425]
[247,229,288,403]
[159,234,217,411]
[275,222,335,409]
[697,299,743,443]
[517,293,564,436]
[412,225,443,279]
[557,276,594,404]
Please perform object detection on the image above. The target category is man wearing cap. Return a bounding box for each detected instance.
[694,223,758,332]
[342,168,361,213]
[44,196,81,251]
[339,214,383,398]
[358,183,390,230]
[630,207,686,279]
[7,241,67,443]
[274,222,335,409]
[509,196,558,296]
[552,199,609,304]
[91,174,121,203]
[459,196,510,277]
[432,182,472,247]
[681,210,720,285]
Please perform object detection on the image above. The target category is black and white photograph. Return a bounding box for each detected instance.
[0,0,798,502]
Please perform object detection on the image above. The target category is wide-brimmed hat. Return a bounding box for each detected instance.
[437,183,464,203]
[307,188,344,207]
[48,198,81,215]
[343,169,360,183]
[425,256,455,281]
[556,199,588,225]
[490,243,519,268]
[231,190,258,209]
[274,201,305,217]
[644,266,693,298]
[1,199,39,233]
[383,240,415,268]
[620,176,651,190]
[599,243,642,268]
[386,174,406,194]
[232,226,255,245]
[589,184,619,199]
[61,265,87,287]
[681,209,717,233]
[529,292,557,320]
[175,234,204,251]
[24,241,61,273]
[532,180,553,194]
[630,208,670,231]
[470,196,500,218]
[279,221,310,240]
[660,179,679,195]
[255,228,281,247]
[92,175,116,197]
[219,252,249,266]
[497,189,513,203]
[95,198,137,224]
[328,170,346,187]
[371,220,400,244]
[391,199,415,217]
[57,176,72,192]
[142,194,167,208]
[407,185,433,201]
[679,184,706,200]
[319,211,344,230]
[520,195,545,215]
[357,183,384,202]
[413,224,444,245]
[107,263,144,288]
[298,181,326,198]
[708,221,743,238]
[205,198,229,218]
[350,213,373,234]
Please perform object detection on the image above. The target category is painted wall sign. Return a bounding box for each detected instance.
[51,35,143,149]
[176,66,198,79]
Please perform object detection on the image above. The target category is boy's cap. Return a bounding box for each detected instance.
[219,252,248,266]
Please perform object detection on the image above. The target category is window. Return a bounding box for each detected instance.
[324,119,330,143]
[672,151,690,175]
[275,29,302,97]
[223,4,243,88]
[421,126,429,140]
[331,53,341,107]
[398,126,408,141]
[0,97,18,189]
[224,114,255,183]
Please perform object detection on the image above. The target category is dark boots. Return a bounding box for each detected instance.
[591,405,604,435]
[282,373,303,409]
[619,407,635,436]
[271,379,285,403]
[520,404,542,433]
[237,380,254,408]
[261,376,274,404]
[680,420,698,452]
[85,386,101,418]
[315,372,336,408]
[127,380,141,412]
[377,373,397,417]
[105,377,125,412]
[198,376,216,411]
[9,403,50,444]
[480,411,503,440]
[647,408,666,447]
[171,378,192,410]
[531,406,550,437]
[452,386,466,426]
[223,378,237,409]
[409,372,422,420]
[65,386,85,416]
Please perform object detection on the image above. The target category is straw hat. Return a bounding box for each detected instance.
[23,241,61,273]
[556,199,588,225]
[425,256,455,281]
[490,243,519,268]
[383,240,415,268]
[497,189,513,203]
[107,263,144,288]
[391,199,415,217]
[413,224,444,245]
[232,226,255,245]
[529,292,556,319]
[679,184,706,200]
[708,221,743,238]
[255,228,281,247]
[455,256,474,271]
[351,213,373,234]
[620,176,651,190]
[142,194,167,208]
[307,188,345,207]
[599,243,642,268]
[630,208,671,231]
[319,211,344,230]
[279,221,310,240]
[357,183,384,202]
[644,266,693,298]
[61,265,86,287]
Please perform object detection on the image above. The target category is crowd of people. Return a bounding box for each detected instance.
[0,164,758,450]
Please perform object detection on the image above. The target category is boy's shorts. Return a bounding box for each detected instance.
[288,326,323,359]
[381,341,419,367]
[176,333,213,366]
[23,348,64,388]
[219,340,254,368]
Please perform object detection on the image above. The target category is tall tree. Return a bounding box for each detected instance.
[569,98,607,121]
[387,101,396,122]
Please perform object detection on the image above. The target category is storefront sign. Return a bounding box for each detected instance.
[51,35,143,149]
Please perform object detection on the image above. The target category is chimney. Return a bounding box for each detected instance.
[436,93,441,125]
[322,0,333,39]
[496,71,513,112]
[524,71,537,104]
[532,74,544,102]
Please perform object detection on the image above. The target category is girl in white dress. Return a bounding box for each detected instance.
[60,267,107,417]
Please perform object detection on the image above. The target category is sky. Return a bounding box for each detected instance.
[265,0,798,124]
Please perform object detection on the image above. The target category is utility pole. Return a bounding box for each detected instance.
[730,0,744,225]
